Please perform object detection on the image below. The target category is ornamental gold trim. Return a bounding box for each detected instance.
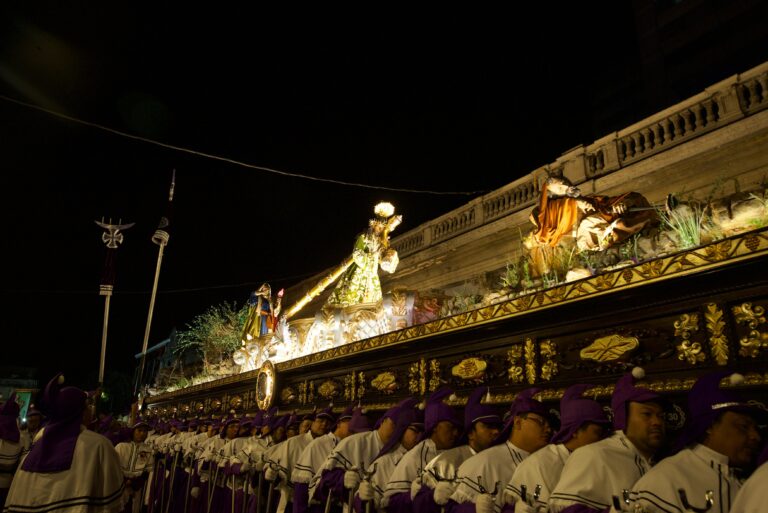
[451,357,487,381]
[507,345,524,384]
[371,371,399,394]
[705,303,729,365]
[732,302,767,358]
[580,334,639,362]
[674,313,704,365]
[524,338,537,384]
[539,340,558,382]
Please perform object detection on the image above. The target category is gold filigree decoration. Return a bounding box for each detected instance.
[344,372,356,401]
[507,345,524,383]
[390,287,409,316]
[308,381,315,404]
[428,359,441,391]
[451,357,487,381]
[732,302,767,358]
[210,398,222,412]
[705,303,729,365]
[298,381,308,405]
[229,395,243,410]
[704,240,731,262]
[358,372,366,400]
[580,334,639,362]
[524,338,537,384]
[371,371,399,394]
[408,358,428,395]
[539,340,558,382]
[674,313,705,365]
[318,380,340,400]
[281,387,296,404]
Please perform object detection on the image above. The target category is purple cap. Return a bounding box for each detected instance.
[675,371,767,450]
[251,410,265,428]
[263,406,279,430]
[220,417,241,438]
[494,388,548,445]
[551,384,610,444]
[338,405,354,422]
[316,406,335,422]
[348,407,372,433]
[425,388,462,436]
[611,368,663,431]
[22,373,88,472]
[376,397,419,459]
[273,414,290,431]
[0,393,21,443]
[131,420,149,430]
[97,414,113,434]
[287,412,301,428]
[457,387,501,445]
[302,407,317,422]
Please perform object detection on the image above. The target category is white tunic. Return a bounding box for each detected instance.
[630,444,742,513]
[294,433,340,485]
[115,441,153,478]
[549,431,652,513]
[265,432,317,513]
[0,439,23,489]
[730,460,768,513]
[506,443,570,513]
[4,428,126,513]
[366,446,407,510]
[451,442,531,513]
[383,439,441,506]
[422,445,476,488]
[309,430,384,499]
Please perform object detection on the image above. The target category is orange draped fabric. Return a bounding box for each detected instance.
[533,191,581,247]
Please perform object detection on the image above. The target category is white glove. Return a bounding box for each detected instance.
[190,486,200,499]
[344,470,360,490]
[476,494,495,513]
[218,458,227,468]
[358,480,375,501]
[174,443,183,452]
[410,479,422,500]
[241,461,251,473]
[434,481,455,506]
[255,459,265,471]
[265,466,278,481]
[162,446,169,454]
[232,457,243,465]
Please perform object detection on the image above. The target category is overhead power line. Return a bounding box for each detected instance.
[1,94,488,196]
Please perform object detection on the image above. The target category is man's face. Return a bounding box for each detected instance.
[300,419,314,434]
[133,426,149,443]
[26,415,41,431]
[401,426,422,451]
[311,417,331,437]
[570,422,608,450]
[705,411,761,467]
[468,421,501,452]
[273,426,286,443]
[335,419,351,439]
[625,401,666,456]
[512,413,552,453]
[377,417,396,444]
[431,420,459,450]
[287,426,299,438]
[226,423,239,440]
[207,426,216,437]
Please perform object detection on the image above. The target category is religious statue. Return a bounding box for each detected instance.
[326,202,402,307]
[529,175,658,252]
[242,283,284,342]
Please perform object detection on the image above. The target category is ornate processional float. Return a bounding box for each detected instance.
[143,61,768,432]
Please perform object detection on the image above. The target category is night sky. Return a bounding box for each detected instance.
[2,2,766,389]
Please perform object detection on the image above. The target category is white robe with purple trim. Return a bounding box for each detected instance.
[382,439,441,507]
[4,427,126,513]
[549,431,652,513]
[506,443,569,513]
[730,459,768,513]
[629,444,742,513]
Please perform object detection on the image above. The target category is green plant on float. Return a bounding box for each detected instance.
[173,301,244,375]
[656,202,706,250]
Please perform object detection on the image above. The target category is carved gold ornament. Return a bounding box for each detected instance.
[507,345,524,384]
[524,338,537,384]
[195,401,204,413]
[705,303,729,365]
[281,387,297,404]
[732,302,767,358]
[428,360,441,391]
[580,334,639,362]
[229,395,243,410]
[539,340,558,382]
[371,371,399,394]
[451,358,487,381]
[674,313,705,365]
[318,379,340,400]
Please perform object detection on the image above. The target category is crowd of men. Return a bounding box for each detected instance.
[0,368,765,513]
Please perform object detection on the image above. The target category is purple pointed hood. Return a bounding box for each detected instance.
[251,410,265,429]
[348,407,372,433]
[22,373,88,472]
[494,388,548,445]
[675,371,767,451]
[0,393,20,443]
[551,384,610,444]
[376,397,420,459]
[458,387,501,445]
[611,368,663,431]
[425,387,462,436]
[316,406,335,422]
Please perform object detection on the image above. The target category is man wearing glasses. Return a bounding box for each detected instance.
[448,388,553,513]
[549,368,667,513]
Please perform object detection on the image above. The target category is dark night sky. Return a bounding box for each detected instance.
[1,2,766,389]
